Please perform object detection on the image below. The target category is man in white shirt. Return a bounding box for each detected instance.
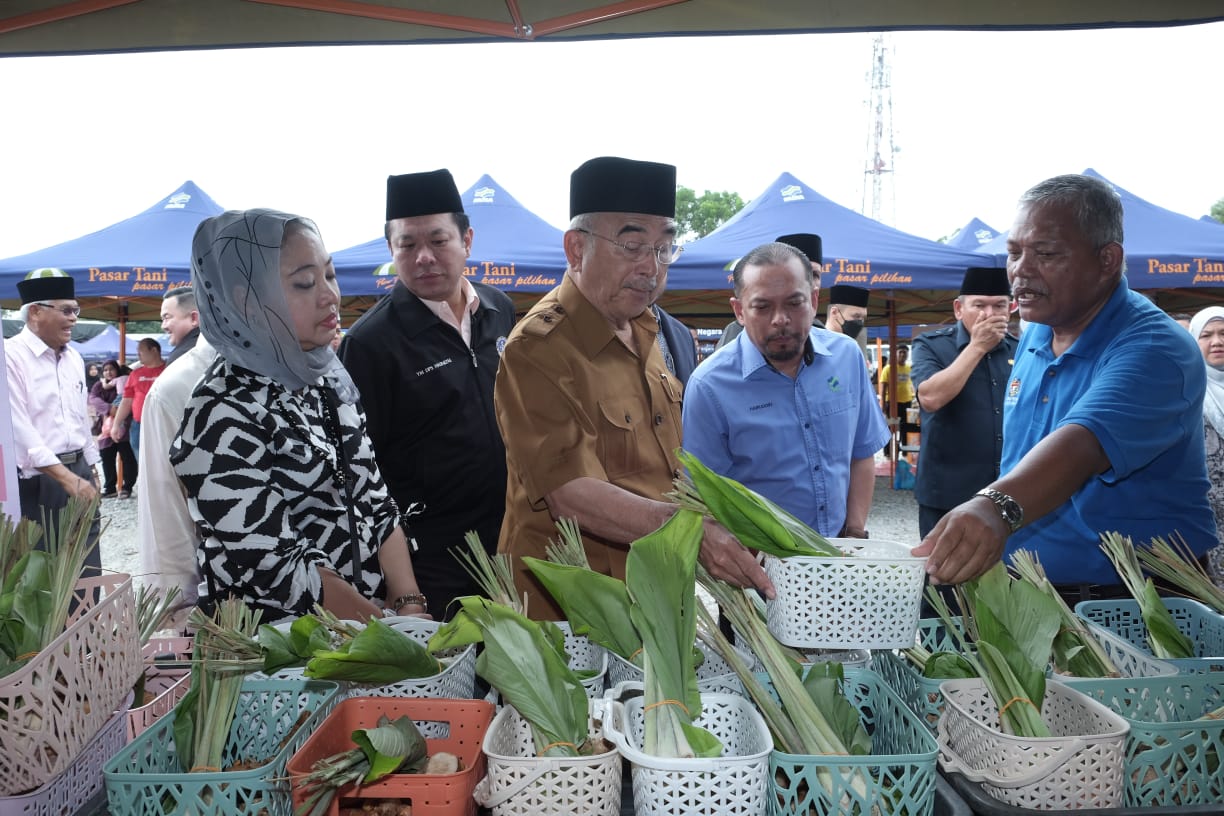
[136,335,216,616]
[5,272,101,571]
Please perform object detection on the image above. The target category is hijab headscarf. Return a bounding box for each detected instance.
[191,209,358,404]
[1190,306,1224,438]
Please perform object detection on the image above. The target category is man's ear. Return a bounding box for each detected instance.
[731,296,745,325]
[563,229,587,269]
[1099,242,1124,278]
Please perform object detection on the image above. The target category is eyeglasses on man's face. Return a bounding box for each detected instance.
[34,302,81,317]
[576,229,684,265]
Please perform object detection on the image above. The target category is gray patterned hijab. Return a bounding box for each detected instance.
[191,209,359,403]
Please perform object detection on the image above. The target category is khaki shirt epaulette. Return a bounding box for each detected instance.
[520,303,568,338]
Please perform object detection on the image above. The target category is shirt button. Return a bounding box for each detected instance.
[995,408,1000,414]
[1047,371,1055,377]
[1042,396,1049,403]
[804,422,811,429]
[654,414,664,425]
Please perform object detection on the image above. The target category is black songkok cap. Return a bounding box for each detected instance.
[18,271,74,304]
[385,169,464,221]
[776,233,822,266]
[960,266,1011,297]
[569,156,676,219]
[828,284,869,308]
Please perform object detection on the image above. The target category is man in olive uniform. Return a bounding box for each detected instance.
[910,267,1017,537]
[340,169,515,619]
[494,156,772,619]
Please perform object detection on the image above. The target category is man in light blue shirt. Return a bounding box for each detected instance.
[914,174,1215,603]
[682,241,892,539]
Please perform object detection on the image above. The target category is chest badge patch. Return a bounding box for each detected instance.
[1008,377,1021,398]
[827,375,841,392]
[496,336,507,355]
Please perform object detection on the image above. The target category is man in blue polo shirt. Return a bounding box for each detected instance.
[914,174,1216,604]
[682,241,891,539]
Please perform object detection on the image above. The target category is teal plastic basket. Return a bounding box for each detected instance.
[873,617,964,731]
[1076,597,1224,662]
[104,678,340,816]
[1068,673,1224,808]
[768,668,939,816]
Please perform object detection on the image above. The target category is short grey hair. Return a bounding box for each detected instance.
[1019,174,1124,250]
[732,242,814,297]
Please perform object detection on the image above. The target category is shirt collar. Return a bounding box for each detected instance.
[736,327,823,379]
[558,275,660,360]
[1025,277,1128,360]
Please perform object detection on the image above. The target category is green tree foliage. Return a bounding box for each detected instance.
[675,186,745,241]
[1211,196,1224,224]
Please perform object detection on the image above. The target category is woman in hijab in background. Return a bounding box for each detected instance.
[1190,306,1224,588]
[171,209,428,623]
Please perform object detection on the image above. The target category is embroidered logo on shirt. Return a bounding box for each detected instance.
[1008,377,1021,398]
[827,375,841,392]
[496,336,507,355]
[749,402,772,411]
[416,358,453,377]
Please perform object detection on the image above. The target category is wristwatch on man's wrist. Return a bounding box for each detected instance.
[975,488,1024,533]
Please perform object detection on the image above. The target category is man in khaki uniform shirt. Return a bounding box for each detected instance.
[495,156,772,619]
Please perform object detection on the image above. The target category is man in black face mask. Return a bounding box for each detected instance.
[826,284,869,340]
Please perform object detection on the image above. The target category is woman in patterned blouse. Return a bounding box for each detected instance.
[171,209,427,622]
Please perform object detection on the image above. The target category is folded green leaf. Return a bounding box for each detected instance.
[922,651,978,680]
[467,599,588,757]
[523,557,640,659]
[306,617,442,684]
[801,663,870,756]
[675,449,838,558]
[627,509,720,759]
[351,714,428,783]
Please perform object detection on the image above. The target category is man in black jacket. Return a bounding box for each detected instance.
[340,169,515,619]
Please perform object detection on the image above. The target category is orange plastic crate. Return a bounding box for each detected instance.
[287,696,494,816]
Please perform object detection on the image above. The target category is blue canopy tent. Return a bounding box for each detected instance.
[70,324,143,362]
[975,168,1224,292]
[947,217,1002,251]
[0,180,225,322]
[332,174,566,305]
[665,172,996,328]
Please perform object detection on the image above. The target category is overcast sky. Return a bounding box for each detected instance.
[1,22,1222,261]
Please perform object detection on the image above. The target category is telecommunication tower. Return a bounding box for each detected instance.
[862,33,897,225]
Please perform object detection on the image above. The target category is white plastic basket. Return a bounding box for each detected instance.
[604,684,772,816]
[475,701,621,816]
[606,641,748,696]
[0,574,141,796]
[554,621,609,698]
[764,538,926,650]
[0,692,131,816]
[937,678,1129,810]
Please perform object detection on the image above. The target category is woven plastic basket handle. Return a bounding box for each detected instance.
[472,755,576,808]
[936,722,1088,788]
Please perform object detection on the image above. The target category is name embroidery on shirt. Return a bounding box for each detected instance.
[749,402,772,411]
[416,358,453,377]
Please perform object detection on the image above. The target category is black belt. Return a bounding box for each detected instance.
[56,449,84,465]
[1050,582,1128,605]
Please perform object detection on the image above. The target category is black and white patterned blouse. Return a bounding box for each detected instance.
[170,358,399,622]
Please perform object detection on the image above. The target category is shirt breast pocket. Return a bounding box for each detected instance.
[597,400,644,480]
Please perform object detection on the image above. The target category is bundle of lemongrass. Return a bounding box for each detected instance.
[174,599,264,773]
[0,497,99,680]
[1099,532,1195,659]
[1010,549,1119,678]
[1135,534,1224,615]
[925,564,1062,738]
